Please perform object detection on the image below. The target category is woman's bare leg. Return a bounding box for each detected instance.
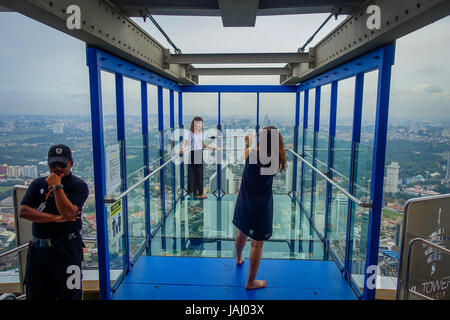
[235,228,247,265]
[246,239,267,290]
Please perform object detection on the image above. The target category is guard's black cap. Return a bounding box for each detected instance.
[48,144,72,165]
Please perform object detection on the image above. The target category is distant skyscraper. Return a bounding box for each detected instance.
[332,193,348,238]
[445,152,450,181]
[6,166,22,178]
[209,164,236,194]
[385,162,400,194]
[22,165,38,178]
[53,123,64,134]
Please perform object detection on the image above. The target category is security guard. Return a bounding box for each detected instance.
[20,144,89,300]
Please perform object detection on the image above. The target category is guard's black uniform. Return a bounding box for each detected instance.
[21,172,89,300]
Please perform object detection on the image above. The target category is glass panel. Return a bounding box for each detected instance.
[350,70,378,294]
[221,93,256,195]
[124,77,144,186]
[301,128,314,217]
[173,92,182,200]
[349,142,372,294]
[164,128,173,215]
[331,76,355,191]
[147,85,163,235]
[328,182,350,266]
[149,194,328,260]
[106,199,125,286]
[260,93,296,194]
[327,77,355,264]
[295,92,304,200]
[127,182,146,260]
[149,166,163,235]
[312,85,331,237]
[101,71,123,284]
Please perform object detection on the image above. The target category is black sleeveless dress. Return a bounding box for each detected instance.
[232,151,276,241]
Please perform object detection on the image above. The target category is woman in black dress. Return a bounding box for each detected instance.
[232,126,287,290]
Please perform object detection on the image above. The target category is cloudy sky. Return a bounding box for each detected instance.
[0,11,449,121]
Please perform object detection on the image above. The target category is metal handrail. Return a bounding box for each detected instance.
[0,243,29,259]
[287,148,372,208]
[402,237,450,300]
[104,153,180,204]
[0,238,97,260]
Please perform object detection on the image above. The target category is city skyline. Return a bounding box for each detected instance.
[0,13,449,120]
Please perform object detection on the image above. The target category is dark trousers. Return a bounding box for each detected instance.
[24,237,83,300]
[188,150,203,196]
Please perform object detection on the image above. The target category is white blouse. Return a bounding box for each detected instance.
[190,131,203,151]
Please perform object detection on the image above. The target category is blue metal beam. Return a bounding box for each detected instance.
[92,46,180,91]
[217,92,222,199]
[310,86,321,238]
[298,47,387,91]
[181,85,297,93]
[299,89,309,206]
[364,45,395,300]
[179,92,184,197]
[86,47,111,300]
[170,89,176,205]
[344,72,364,284]
[292,91,300,194]
[115,73,130,273]
[324,80,338,248]
[141,81,151,246]
[157,86,166,221]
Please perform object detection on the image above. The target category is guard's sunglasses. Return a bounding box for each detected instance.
[49,161,68,169]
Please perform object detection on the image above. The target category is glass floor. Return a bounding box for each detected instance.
[148,194,330,260]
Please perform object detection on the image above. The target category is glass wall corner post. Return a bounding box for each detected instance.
[157,86,166,222]
[291,91,300,200]
[299,89,309,208]
[310,86,321,236]
[86,47,111,300]
[178,91,185,199]
[343,72,364,283]
[324,81,338,250]
[141,81,151,247]
[364,45,395,300]
[169,89,176,206]
[217,91,222,200]
[115,73,130,274]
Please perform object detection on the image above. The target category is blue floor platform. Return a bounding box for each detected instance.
[112,256,357,300]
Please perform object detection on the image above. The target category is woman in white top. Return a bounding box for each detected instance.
[180,116,215,200]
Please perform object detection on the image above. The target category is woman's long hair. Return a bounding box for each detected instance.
[257,126,287,173]
[190,116,203,133]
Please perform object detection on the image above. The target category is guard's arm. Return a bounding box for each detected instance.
[19,205,78,223]
[53,188,81,219]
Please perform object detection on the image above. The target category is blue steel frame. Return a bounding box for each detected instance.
[141,81,150,247]
[86,46,180,299]
[296,45,395,299]
[114,73,130,273]
[178,92,185,199]
[170,89,177,207]
[87,44,394,300]
[324,81,338,251]
[217,92,222,199]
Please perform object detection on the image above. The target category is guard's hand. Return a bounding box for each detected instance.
[46,173,62,188]
[179,149,184,155]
